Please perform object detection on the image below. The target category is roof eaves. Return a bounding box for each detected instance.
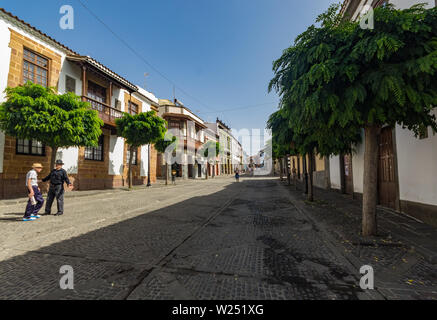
[67,55,137,91]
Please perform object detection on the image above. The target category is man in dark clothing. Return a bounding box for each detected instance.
[42,160,73,216]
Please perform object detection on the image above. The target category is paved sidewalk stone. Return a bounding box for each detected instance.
[282,180,437,300]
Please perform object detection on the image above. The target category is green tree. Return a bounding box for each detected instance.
[267,109,297,187]
[200,140,221,179]
[0,82,103,168]
[116,111,167,189]
[155,133,178,185]
[269,4,437,235]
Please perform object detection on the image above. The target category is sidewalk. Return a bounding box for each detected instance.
[281,179,437,299]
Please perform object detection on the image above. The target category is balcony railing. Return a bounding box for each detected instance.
[82,96,123,125]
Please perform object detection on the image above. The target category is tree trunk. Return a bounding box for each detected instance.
[308,151,314,202]
[279,158,284,181]
[50,146,58,169]
[324,157,331,190]
[303,155,308,194]
[206,163,209,180]
[128,145,134,189]
[285,156,291,186]
[212,162,215,178]
[165,163,169,186]
[362,125,380,236]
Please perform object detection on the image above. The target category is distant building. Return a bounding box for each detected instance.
[206,119,242,174]
[158,99,207,179]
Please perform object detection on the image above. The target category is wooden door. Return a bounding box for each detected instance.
[378,127,397,209]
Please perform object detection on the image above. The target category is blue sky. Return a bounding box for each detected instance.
[2,0,337,132]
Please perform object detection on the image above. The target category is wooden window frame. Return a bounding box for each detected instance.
[22,48,49,87]
[16,138,46,156]
[84,136,104,161]
[128,101,139,115]
[87,81,107,103]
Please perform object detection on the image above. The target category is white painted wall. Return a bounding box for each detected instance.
[0,132,4,174]
[395,122,437,206]
[329,155,341,190]
[140,145,149,177]
[57,147,79,174]
[58,60,82,95]
[390,0,435,9]
[0,19,12,101]
[352,130,365,194]
[0,19,12,174]
[109,135,124,175]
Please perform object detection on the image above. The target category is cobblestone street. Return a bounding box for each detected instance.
[0,177,435,300]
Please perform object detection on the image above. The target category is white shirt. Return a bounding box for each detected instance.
[25,169,38,187]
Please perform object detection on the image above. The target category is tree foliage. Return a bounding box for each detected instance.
[0,82,103,166]
[201,140,221,159]
[269,4,437,140]
[116,110,167,188]
[116,111,167,147]
[268,3,437,235]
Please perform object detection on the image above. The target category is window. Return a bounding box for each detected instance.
[87,81,107,103]
[85,136,104,161]
[23,48,49,87]
[16,139,45,156]
[128,101,139,115]
[126,148,138,165]
[65,75,76,93]
[169,121,180,129]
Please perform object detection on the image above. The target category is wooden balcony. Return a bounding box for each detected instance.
[82,96,123,126]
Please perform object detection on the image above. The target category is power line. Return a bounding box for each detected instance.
[76,0,218,114]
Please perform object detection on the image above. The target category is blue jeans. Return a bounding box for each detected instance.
[24,186,44,218]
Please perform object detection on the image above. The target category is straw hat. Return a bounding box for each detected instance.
[32,163,43,169]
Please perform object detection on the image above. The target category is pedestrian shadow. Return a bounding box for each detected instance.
[1,212,24,216]
[0,216,23,222]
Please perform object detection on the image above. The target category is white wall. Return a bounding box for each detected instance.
[140,145,149,177]
[57,147,78,174]
[0,19,12,174]
[0,132,4,174]
[390,0,435,9]
[352,130,365,194]
[109,135,124,175]
[112,87,125,110]
[329,155,341,190]
[58,60,82,95]
[396,123,437,206]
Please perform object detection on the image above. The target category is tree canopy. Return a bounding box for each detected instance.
[0,82,103,166]
[268,3,437,235]
[116,110,167,189]
[269,4,437,140]
[116,111,167,148]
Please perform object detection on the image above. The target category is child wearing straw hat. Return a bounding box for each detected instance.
[23,163,45,221]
